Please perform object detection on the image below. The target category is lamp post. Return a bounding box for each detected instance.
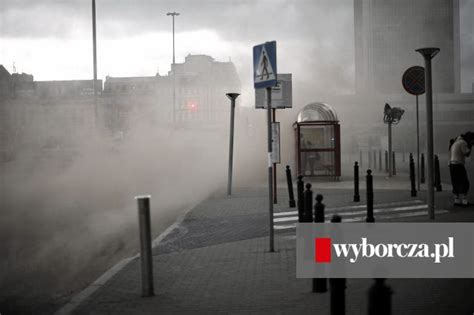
[226,93,240,195]
[383,103,404,177]
[92,0,98,128]
[416,47,440,220]
[167,12,179,128]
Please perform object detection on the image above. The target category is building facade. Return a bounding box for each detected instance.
[0,55,241,160]
[354,0,461,95]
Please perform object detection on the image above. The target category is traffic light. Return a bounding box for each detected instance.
[186,100,198,112]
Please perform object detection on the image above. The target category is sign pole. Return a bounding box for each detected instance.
[416,95,420,191]
[388,122,392,177]
[272,108,277,204]
[266,87,274,252]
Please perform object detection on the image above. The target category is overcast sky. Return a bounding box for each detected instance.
[1,0,473,101]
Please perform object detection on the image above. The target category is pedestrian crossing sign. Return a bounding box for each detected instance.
[253,41,277,89]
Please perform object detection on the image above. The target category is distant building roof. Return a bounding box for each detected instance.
[0,65,11,81]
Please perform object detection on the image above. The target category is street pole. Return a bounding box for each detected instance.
[388,122,392,177]
[272,108,277,204]
[167,12,179,128]
[92,0,98,129]
[266,87,274,252]
[416,95,420,190]
[226,93,240,195]
[416,47,440,220]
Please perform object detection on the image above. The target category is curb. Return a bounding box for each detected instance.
[54,204,196,315]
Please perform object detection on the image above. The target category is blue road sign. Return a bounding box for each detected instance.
[253,41,277,89]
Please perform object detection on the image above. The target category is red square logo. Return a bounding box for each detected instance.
[315,238,332,263]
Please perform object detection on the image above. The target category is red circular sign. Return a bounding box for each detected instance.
[402,66,425,96]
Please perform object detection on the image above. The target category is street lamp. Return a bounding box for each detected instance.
[416,47,440,220]
[92,0,98,128]
[166,12,179,128]
[226,93,240,195]
[383,103,404,177]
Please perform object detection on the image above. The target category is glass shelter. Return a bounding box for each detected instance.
[293,103,341,179]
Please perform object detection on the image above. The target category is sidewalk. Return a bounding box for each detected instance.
[60,178,474,315]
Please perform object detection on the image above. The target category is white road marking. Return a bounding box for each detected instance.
[273,208,449,230]
[274,204,428,223]
[273,200,423,217]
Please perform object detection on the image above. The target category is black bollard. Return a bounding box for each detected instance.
[297,175,305,222]
[330,214,345,315]
[303,183,313,222]
[392,151,396,175]
[420,153,425,184]
[384,151,388,172]
[353,162,360,202]
[434,155,442,192]
[378,150,382,172]
[366,169,374,222]
[368,278,392,315]
[313,194,328,293]
[409,153,417,197]
[286,166,296,208]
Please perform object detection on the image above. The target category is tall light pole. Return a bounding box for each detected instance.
[92,0,98,128]
[226,93,240,195]
[416,47,440,220]
[167,12,179,128]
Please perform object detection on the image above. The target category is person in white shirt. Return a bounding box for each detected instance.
[449,132,474,206]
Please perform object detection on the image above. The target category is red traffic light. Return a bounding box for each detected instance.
[187,101,198,111]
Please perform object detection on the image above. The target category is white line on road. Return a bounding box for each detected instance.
[273,200,423,217]
[274,209,449,230]
[274,204,428,222]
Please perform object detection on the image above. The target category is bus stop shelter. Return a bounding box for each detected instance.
[293,102,341,180]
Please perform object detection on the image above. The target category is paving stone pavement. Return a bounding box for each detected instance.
[69,185,474,315]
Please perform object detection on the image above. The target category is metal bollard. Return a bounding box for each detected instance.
[303,183,313,222]
[297,175,305,222]
[420,153,425,184]
[378,150,382,172]
[368,279,392,315]
[409,153,417,197]
[313,194,327,293]
[286,165,296,208]
[392,151,396,175]
[136,195,154,297]
[330,214,345,315]
[434,155,442,192]
[353,162,360,202]
[366,169,374,222]
[384,151,388,172]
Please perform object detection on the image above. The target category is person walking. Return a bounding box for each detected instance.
[449,132,474,206]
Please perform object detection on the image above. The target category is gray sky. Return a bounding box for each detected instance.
[0,0,473,99]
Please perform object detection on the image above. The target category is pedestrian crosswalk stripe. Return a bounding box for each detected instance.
[273,209,449,230]
[274,204,428,223]
[273,200,423,217]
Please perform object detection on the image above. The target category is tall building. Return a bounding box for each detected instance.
[354,0,461,95]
